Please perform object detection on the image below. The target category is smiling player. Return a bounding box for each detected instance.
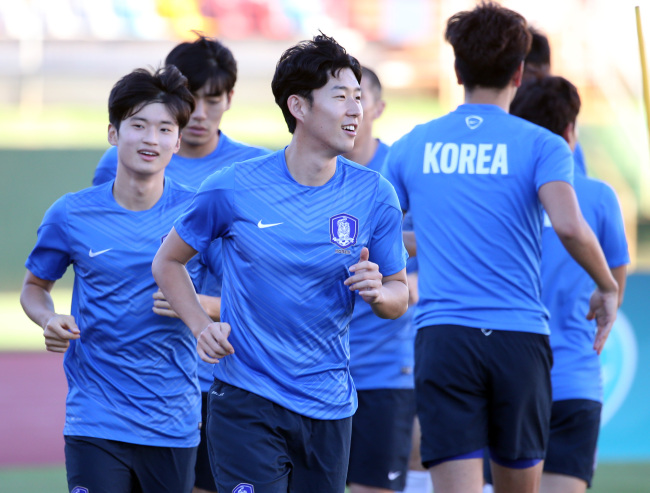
[152,34,409,493]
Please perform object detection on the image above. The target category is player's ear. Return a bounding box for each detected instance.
[562,121,577,152]
[374,99,386,120]
[225,89,234,110]
[512,61,525,88]
[108,123,118,146]
[288,94,307,124]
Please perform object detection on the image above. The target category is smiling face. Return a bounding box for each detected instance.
[297,68,362,156]
[108,102,181,179]
[179,83,232,158]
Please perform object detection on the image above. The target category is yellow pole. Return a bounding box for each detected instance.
[636,6,650,142]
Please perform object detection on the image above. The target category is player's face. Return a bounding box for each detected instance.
[109,102,181,178]
[303,67,362,155]
[181,83,232,157]
[356,77,379,140]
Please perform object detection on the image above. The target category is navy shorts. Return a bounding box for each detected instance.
[414,325,552,467]
[64,435,197,493]
[206,379,352,493]
[544,399,602,486]
[347,388,416,490]
[195,391,217,491]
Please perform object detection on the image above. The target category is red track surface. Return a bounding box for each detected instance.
[0,352,66,466]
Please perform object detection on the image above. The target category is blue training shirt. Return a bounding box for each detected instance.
[383,104,574,334]
[25,178,201,447]
[93,133,270,392]
[348,140,415,390]
[174,149,408,419]
[542,169,629,402]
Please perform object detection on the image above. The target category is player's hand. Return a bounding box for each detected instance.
[43,314,79,353]
[152,289,180,318]
[344,247,384,304]
[197,322,234,363]
[587,287,619,355]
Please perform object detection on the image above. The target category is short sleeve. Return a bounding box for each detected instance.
[93,146,118,186]
[367,176,408,277]
[535,132,574,191]
[174,166,235,253]
[25,195,72,281]
[597,184,630,268]
[381,139,409,212]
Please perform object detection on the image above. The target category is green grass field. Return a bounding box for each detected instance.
[0,463,648,492]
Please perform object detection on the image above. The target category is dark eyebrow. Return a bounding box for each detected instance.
[331,85,361,92]
[131,116,175,126]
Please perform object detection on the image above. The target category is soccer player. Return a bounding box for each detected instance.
[510,76,629,493]
[94,34,269,493]
[381,3,619,493]
[152,34,409,493]
[343,66,417,493]
[20,66,200,493]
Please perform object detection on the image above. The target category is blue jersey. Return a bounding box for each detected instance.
[348,140,415,389]
[93,133,269,392]
[383,104,574,334]
[174,149,408,419]
[542,171,629,402]
[25,179,201,447]
[573,141,587,176]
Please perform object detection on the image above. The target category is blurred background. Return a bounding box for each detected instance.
[1,0,649,491]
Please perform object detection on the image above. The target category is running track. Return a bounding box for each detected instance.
[0,352,66,466]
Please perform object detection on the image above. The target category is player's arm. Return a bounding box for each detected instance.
[538,181,618,354]
[345,247,409,319]
[153,290,221,321]
[152,228,233,363]
[611,265,627,308]
[403,230,416,257]
[20,270,80,353]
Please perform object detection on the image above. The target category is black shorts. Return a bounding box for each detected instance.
[195,391,217,491]
[206,379,352,493]
[347,388,416,490]
[414,325,552,467]
[64,435,197,493]
[544,399,602,486]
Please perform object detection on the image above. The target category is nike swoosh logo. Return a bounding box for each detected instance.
[89,248,112,257]
[257,220,283,229]
[388,471,402,481]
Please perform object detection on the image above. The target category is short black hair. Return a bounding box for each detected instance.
[165,33,237,96]
[445,1,532,91]
[271,33,362,134]
[526,28,551,71]
[108,66,195,131]
[510,76,580,136]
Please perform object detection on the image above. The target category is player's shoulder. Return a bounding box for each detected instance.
[575,174,619,204]
[219,132,272,159]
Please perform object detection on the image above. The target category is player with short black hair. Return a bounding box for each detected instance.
[382,3,619,493]
[152,34,409,493]
[21,66,201,493]
[511,75,629,493]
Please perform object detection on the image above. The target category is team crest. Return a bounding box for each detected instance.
[330,213,358,249]
[233,484,254,493]
[71,487,89,493]
[465,115,483,130]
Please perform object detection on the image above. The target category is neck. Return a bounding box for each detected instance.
[177,131,220,159]
[342,135,378,166]
[464,84,517,112]
[284,134,338,187]
[113,167,165,211]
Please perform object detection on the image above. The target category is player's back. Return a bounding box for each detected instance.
[384,104,574,333]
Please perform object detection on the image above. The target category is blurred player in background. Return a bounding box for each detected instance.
[343,66,419,493]
[382,3,619,492]
[94,34,269,493]
[20,66,200,493]
[152,34,409,493]
[511,75,629,493]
